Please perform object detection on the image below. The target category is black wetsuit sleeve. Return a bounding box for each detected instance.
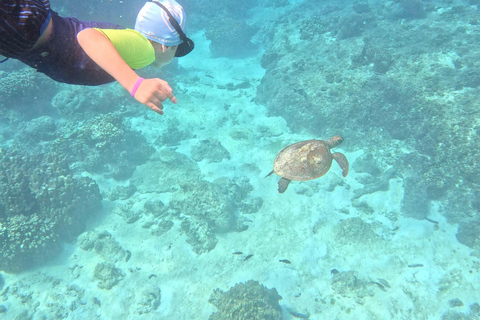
[0,0,50,57]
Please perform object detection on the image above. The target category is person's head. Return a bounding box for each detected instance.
[135,0,194,66]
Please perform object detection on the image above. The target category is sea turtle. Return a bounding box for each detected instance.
[266,136,349,193]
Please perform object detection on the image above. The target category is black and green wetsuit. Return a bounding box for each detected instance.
[0,0,123,85]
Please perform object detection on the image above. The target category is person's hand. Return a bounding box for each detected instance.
[133,78,178,115]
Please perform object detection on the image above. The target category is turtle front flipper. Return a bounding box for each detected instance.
[278,178,291,193]
[332,152,349,177]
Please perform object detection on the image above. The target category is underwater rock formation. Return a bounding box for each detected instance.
[0,276,89,319]
[93,262,125,290]
[209,280,282,320]
[0,149,102,272]
[170,180,237,232]
[334,217,381,246]
[441,302,480,320]
[191,138,231,163]
[131,148,202,194]
[155,118,194,146]
[132,283,161,315]
[77,230,127,263]
[331,271,375,304]
[180,216,218,254]
[130,148,261,253]
[171,177,260,254]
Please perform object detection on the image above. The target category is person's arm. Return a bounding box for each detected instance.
[77,28,177,115]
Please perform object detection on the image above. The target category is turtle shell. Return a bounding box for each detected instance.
[273,139,333,181]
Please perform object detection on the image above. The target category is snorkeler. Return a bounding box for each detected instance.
[0,0,194,115]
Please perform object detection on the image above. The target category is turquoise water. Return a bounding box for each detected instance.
[1,0,480,319]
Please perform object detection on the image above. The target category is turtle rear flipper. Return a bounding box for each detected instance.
[332,152,349,177]
[265,170,275,178]
[278,178,291,193]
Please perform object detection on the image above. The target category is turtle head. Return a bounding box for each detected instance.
[327,136,344,148]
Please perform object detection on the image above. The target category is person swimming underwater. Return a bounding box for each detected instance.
[0,0,194,114]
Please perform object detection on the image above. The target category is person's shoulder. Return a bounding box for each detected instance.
[96,28,144,38]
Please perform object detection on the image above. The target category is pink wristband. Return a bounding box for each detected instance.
[130,77,144,97]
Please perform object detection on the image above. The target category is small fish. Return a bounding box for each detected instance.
[279,259,291,264]
[92,297,101,307]
[232,251,243,255]
[288,309,310,319]
[370,281,387,292]
[244,254,253,261]
[408,263,424,268]
[376,278,391,288]
[426,217,439,224]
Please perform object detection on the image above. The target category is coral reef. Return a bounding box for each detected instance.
[53,112,154,179]
[335,13,375,40]
[51,85,130,118]
[51,88,89,117]
[0,68,55,118]
[456,221,480,257]
[0,149,102,272]
[188,0,259,57]
[255,0,480,225]
[21,116,57,141]
[205,17,259,58]
[209,280,282,320]
[381,0,427,20]
[188,0,258,26]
